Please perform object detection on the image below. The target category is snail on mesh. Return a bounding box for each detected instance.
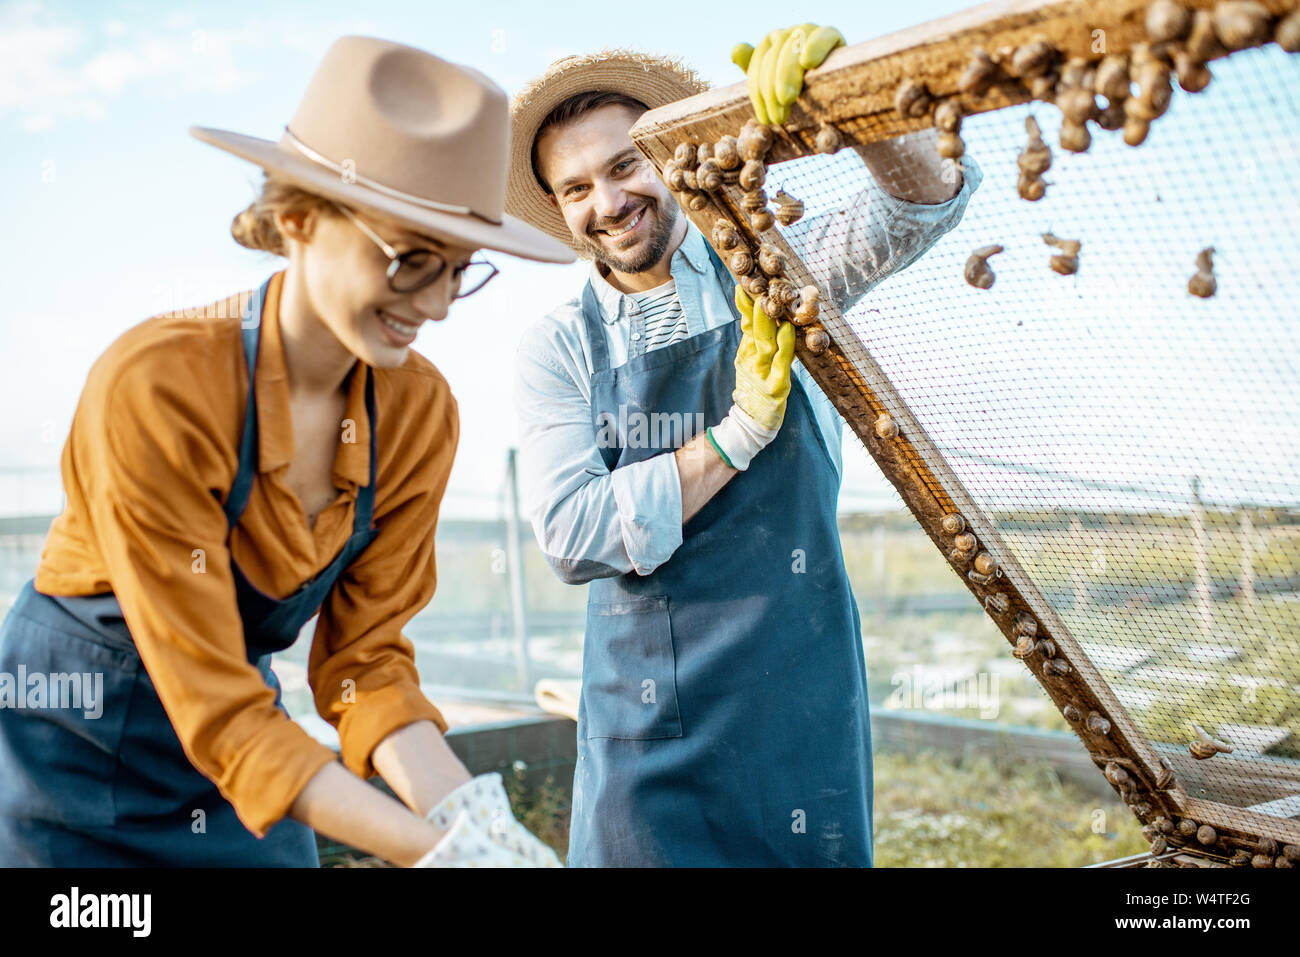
[1173,10,1224,92]
[934,100,965,159]
[1093,54,1130,129]
[894,78,932,118]
[1124,44,1172,146]
[874,412,899,440]
[805,327,831,355]
[696,143,712,165]
[1189,722,1233,759]
[953,531,978,555]
[713,135,742,171]
[1018,116,1051,201]
[1043,658,1072,676]
[774,190,804,226]
[1056,58,1098,153]
[941,513,966,535]
[712,219,740,250]
[959,47,998,95]
[1188,246,1216,298]
[1213,0,1271,52]
[1279,9,1300,52]
[1062,703,1081,722]
[814,124,841,154]
[1013,612,1038,638]
[972,551,997,576]
[964,244,1003,289]
[738,120,773,161]
[1196,824,1218,845]
[750,209,776,232]
[1035,638,1058,658]
[792,285,820,325]
[1042,233,1081,275]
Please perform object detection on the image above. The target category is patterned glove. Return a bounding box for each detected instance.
[418,772,562,868]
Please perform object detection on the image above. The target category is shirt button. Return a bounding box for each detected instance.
[632,333,642,340]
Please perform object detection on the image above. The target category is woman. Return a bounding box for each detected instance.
[0,36,572,867]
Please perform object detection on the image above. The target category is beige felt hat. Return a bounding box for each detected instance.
[191,35,574,264]
[506,49,708,251]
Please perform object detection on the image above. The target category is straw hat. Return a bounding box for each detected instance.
[507,49,708,250]
[191,35,574,264]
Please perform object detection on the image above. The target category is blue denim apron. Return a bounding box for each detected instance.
[567,247,873,867]
[0,274,379,866]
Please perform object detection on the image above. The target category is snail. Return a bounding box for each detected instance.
[730,249,754,275]
[1189,722,1233,759]
[1012,635,1036,659]
[1057,60,1097,153]
[1188,246,1216,298]
[713,135,741,170]
[757,243,786,277]
[1044,658,1072,676]
[1013,613,1038,638]
[937,133,965,160]
[1147,0,1194,44]
[972,551,997,576]
[1042,233,1081,275]
[1150,834,1169,855]
[1027,72,1059,101]
[1173,10,1223,92]
[696,142,712,165]
[1062,703,1081,722]
[984,593,1010,616]
[1252,854,1274,868]
[682,167,699,191]
[967,569,995,585]
[874,412,899,440]
[1059,119,1091,154]
[941,513,966,534]
[953,531,978,554]
[750,209,776,232]
[1177,818,1198,836]
[1123,45,1172,145]
[740,189,769,212]
[686,192,708,211]
[959,47,998,95]
[758,293,787,320]
[674,141,698,170]
[1105,762,1131,786]
[805,327,830,355]
[1086,711,1111,735]
[696,158,723,192]
[712,219,740,250]
[792,285,820,325]
[767,277,797,309]
[663,161,688,192]
[1213,1,1271,51]
[741,273,768,298]
[814,123,841,154]
[774,190,804,226]
[1279,9,1300,52]
[738,120,773,161]
[964,244,1003,289]
[1010,37,1055,78]
[739,159,766,192]
[1173,50,1213,92]
[1035,638,1057,658]
[1094,54,1130,102]
[1156,767,1177,789]
[934,100,965,161]
[893,78,932,118]
[1258,837,1278,857]
[1154,817,1174,835]
[1018,116,1051,201]
[1196,824,1217,845]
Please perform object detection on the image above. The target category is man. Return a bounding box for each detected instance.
[508,35,982,866]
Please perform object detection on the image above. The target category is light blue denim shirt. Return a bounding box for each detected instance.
[514,155,983,584]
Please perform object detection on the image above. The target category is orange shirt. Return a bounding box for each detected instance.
[35,269,455,838]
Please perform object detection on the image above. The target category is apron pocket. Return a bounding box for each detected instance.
[582,596,682,740]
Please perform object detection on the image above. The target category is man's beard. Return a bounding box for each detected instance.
[580,198,680,275]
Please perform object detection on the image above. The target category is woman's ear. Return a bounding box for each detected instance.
[275,205,317,245]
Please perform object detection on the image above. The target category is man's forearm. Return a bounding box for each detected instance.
[855,129,962,205]
[675,431,737,523]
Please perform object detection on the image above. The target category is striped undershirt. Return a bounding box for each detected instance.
[628,280,689,352]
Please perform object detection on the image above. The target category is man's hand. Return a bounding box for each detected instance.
[732,24,845,125]
[732,283,795,430]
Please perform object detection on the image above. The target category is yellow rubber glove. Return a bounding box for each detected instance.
[732,284,796,430]
[731,24,845,125]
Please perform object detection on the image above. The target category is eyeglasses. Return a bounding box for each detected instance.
[333,203,499,299]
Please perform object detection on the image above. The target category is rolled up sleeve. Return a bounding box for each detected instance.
[514,327,684,584]
[83,354,339,839]
[310,377,457,781]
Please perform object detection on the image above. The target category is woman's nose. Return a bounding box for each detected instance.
[410,270,454,321]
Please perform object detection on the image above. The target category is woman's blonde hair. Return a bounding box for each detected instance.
[231,172,338,256]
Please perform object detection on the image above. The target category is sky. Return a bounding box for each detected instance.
[0,0,981,519]
[1,0,1296,522]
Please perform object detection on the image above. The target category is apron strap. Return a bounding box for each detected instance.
[223,277,271,528]
[702,241,743,323]
[353,366,378,533]
[579,279,613,375]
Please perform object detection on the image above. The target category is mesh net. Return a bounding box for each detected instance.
[764,43,1300,820]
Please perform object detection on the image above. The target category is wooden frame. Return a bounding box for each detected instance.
[630,0,1300,867]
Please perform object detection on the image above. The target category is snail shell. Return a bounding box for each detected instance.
[1258,837,1278,857]
[767,277,796,308]
[804,327,830,355]
[757,244,786,277]
[1188,246,1216,298]
[959,48,998,95]
[758,293,787,320]
[1045,658,1072,676]
[712,220,740,250]
[1123,114,1152,147]
[1035,638,1057,658]
[1010,37,1055,78]
[941,513,966,534]
[686,192,708,211]
[1147,0,1194,43]
[1059,87,1097,125]
[739,159,766,192]
[1059,120,1091,153]
[1095,102,1126,130]
[682,167,699,191]
[1094,54,1131,102]
[934,100,963,133]
[1252,854,1274,868]
[1156,768,1177,790]
[1188,9,1227,61]
[814,124,841,154]
[713,135,741,170]
[874,412,899,440]
[729,249,754,275]
[1177,818,1199,837]
[1018,115,1052,174]
[1213,1,1272,51]
[937,132,965,159]
[1284,845,1300,862]
[1174,52,1212,93]
[1013,635,1036,659]
[973,551,997,575]
[1013,613,1038,638]
[1150,834,1169,855]
[1278,10,1300,52]
[964,244,1003,289]
[1018,172,1046,202]
[664,162,687,192]
[1196,824,1217,845]
[774,190,804,226]
[750,209,775,232]
[894,78,932,118]
[696,142,712,165]
[1062,704,1081,722]
[740,189,769,212]
[953,531,978,553]
[1154,817,1174,834]
[792,288,820,326]
[738,120,773,161]
[1086,711,1111,735]
[674,141,698,170]
[696,159,723,192]
[741,273,768,297]
[1105,762,1130,786]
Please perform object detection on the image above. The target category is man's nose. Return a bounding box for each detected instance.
[590,177,627,221]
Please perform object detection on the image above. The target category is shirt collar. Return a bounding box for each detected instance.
[586,222,712,325]
[254,270,371,488]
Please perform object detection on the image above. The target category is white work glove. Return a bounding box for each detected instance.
[707,402,780,472]
[412,773,562,868]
